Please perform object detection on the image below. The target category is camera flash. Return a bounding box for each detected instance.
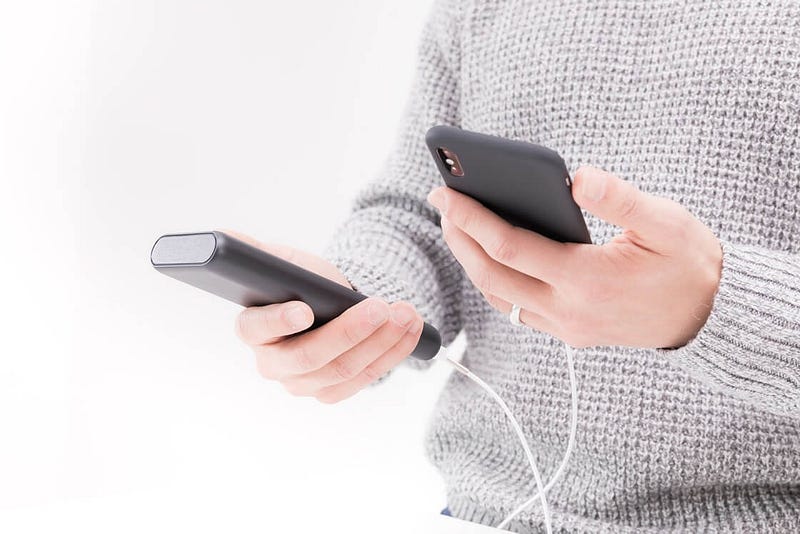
[445,158,454,166]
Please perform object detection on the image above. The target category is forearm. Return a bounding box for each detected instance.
[323,203,463,358]
[321,0,465,369]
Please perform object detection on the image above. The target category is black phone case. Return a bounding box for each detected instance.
[425,125,592,244]
[150,231,442,360]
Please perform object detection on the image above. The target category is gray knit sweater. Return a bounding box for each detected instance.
[322,1,800,532]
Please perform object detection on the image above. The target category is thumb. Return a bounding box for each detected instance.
[571,166,675,241]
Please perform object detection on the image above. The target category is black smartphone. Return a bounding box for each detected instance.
[150,231,442,360]
[425,125,591,244]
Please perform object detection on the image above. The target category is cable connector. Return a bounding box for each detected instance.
[430,344,451,361]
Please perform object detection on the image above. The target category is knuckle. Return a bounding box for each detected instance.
[390,300,417,326]
[361,363,384,384]
[291,343,316,373]
[459,207,478,231]
[330,357,358,381]
[487,230,517,264]
[342,320,365,346]
[618,187,640,222]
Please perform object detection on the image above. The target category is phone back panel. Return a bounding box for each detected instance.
[425,126,591,244]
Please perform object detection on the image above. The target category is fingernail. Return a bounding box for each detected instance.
[285,305,310,329]
[581,170,606,202]
[427,188,446,213]
[367,300,389,326]
[391,305,416,327]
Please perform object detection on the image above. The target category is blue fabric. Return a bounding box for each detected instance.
[441,507,452,517]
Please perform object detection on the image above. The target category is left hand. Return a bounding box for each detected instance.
[427,166,723,349]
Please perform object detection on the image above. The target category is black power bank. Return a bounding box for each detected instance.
[150,231,442,360]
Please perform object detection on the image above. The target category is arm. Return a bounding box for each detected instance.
[659,241,800,417]
[321,0,466,368]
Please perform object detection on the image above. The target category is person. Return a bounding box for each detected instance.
[231,1,800,531]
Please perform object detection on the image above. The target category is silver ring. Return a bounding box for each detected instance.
[509,303,523,326]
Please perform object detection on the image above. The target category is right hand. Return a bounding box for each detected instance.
[226,230,425,404]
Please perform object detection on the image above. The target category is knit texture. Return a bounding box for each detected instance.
[322,1,800,532]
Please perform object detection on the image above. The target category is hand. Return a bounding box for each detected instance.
[426,166,723,349]
[225,230,425,403]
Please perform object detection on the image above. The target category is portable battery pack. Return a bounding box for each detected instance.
[150,231,442,360]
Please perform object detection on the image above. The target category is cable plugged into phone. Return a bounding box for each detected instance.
[432,340,579,533]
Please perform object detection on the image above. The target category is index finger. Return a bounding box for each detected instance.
[428,186,571,283]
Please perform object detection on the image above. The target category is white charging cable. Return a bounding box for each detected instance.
[445,357,552,531]
[437,342,579,533]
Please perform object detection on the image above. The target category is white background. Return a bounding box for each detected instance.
[0,1,472,531]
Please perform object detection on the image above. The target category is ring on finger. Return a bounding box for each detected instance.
[509,303,524,327]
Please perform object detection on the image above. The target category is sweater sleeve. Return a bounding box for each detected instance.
[660,240,800,417]
[320,0,466,371]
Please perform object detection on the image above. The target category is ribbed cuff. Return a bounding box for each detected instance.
[659,240,800,416]
[321,207,463,373]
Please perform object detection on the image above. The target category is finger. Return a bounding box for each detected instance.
[314,315,425,404]
[281,301,420,395]
[439,216,552,316]
[256,297,391,379]
[236,301,313,346]
[427,186,569,283]
[492,295,554,335]
[571,166,682,249]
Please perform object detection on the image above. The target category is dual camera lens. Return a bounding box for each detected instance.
[436,147,464,177]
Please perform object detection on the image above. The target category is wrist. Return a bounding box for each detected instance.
[669,237,723,349]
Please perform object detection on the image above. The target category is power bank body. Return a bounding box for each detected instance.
[151,231,442,360]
